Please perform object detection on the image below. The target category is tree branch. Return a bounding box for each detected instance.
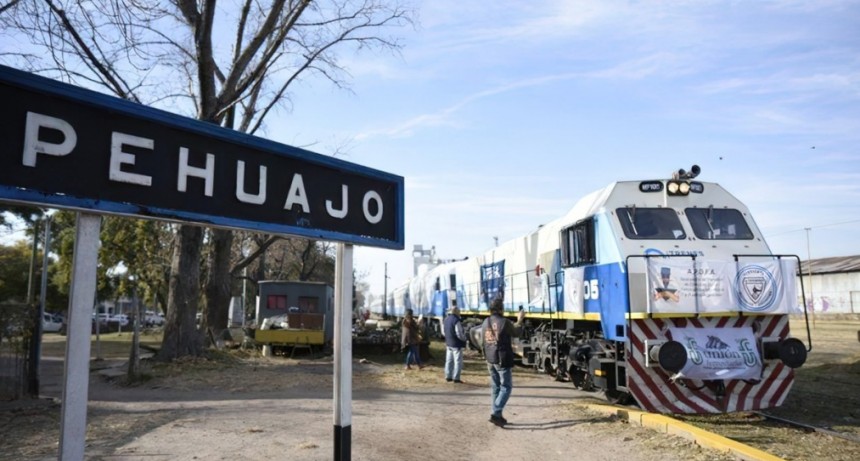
[0,0,21,15]
[43,0,140,102]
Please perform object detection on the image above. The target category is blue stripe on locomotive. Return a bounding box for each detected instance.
[582,263,629,341]
[431,291,448,317]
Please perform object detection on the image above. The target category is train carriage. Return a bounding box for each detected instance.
[400,166,810,414]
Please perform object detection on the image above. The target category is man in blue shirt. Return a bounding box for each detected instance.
[443,301,467,383]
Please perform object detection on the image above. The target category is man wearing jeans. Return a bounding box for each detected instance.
[443,302,467,383]
[481,297,525,427]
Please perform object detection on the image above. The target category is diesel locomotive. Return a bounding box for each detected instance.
[374,166,810,414]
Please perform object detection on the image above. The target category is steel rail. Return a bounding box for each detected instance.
[753,411,860,444]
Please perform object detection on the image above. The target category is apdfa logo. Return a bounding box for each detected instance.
[735,265,777,312]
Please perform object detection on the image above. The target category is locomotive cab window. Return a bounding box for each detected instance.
[616,207,686,240]
[561,219,595,267]
[686,207,754,240]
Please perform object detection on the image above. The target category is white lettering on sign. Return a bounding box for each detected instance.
[363,190,383,224]
[326,185,348,219]
[284,173,309,212]
[17,111,389,227]
[177,147,214,197]
[236,161,266,205]
[109,132,153,186]
[23,112,78,167]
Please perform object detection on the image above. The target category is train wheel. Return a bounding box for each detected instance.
[542,358,556,377]
[570,368,593,391]
[604,389,633,405]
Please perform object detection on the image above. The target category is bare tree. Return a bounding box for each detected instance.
[2,0,413,360]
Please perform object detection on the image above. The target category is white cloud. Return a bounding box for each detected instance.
[354,72,583,140]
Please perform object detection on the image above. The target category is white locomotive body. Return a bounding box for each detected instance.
[376,167,809,413]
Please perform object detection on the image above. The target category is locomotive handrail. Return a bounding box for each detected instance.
[439,266,560,316]
[624,253,812,352]
[733,254,812,353]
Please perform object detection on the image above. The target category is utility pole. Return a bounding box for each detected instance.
[128,276,141,380]
[26,218,41,397]
[805,228,815,328]
[241,239,251,326]
[383,263,388,319]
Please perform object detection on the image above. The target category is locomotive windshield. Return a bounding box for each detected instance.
[685,207,754,240]
[615,207,686,239]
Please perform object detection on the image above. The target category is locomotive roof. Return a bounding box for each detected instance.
[550,179,749,229]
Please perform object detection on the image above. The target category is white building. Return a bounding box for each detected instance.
[798,255,860,314]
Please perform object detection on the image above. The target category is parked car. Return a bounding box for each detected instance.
[111,314,130,327]
[42,313,63,333]
[144,311,165,327]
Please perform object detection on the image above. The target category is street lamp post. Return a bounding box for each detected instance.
[382,263,389,319]
[805,228,815,328]
[128,275,141,379]
[241,240,252,327]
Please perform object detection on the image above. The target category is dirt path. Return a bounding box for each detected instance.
[18,356,730,461]
[7,318,858,460]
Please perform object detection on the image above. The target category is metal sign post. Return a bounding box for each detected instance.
[333,243,354,460]
[58,213,101,460]
[0,65,404,460]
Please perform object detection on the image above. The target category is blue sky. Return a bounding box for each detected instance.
[271,1,860,296]
[2,1,858,300]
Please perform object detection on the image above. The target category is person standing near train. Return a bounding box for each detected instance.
[443,301,467,383]
[401,309,424,370]
[481,297,525,427]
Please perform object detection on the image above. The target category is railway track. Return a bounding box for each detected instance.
[580,394,860,461]
[753,411,860,444]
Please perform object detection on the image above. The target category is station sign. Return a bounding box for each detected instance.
[0,65,404,249]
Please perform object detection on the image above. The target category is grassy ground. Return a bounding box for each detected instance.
[769,318,860,433]
[41,330,164,360]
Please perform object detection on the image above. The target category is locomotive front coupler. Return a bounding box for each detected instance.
[704,379,726,400]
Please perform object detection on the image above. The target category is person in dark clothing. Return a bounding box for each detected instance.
[481,297,525,427]
[401,309,423,370]
[443,301,467,383]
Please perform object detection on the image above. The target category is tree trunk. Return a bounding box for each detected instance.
[158,225,204,360]
[204,228,233,337]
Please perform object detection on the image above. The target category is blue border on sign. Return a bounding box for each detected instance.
[0,65,405,249]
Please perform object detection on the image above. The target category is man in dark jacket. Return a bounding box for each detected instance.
[481,297,525,427]
[443,301,467,383]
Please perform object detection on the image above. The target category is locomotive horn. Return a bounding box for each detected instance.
[673,165,701,180]
[687,164,700,179]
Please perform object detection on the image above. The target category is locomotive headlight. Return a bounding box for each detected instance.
[666,180,690,196]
